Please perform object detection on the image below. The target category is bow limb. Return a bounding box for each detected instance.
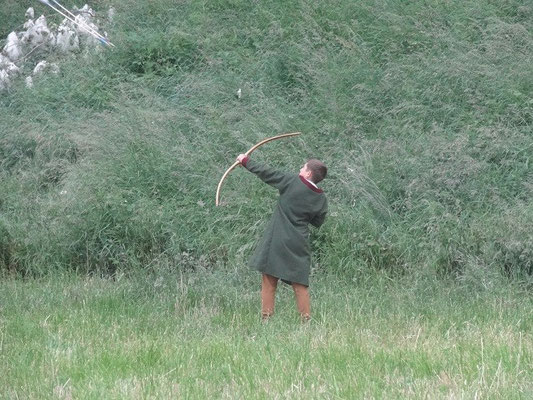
[243,131,301,156]
[215,160,240,207]
[215,132,301,206]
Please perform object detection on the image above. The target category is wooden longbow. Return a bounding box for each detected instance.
[215,132,301,206]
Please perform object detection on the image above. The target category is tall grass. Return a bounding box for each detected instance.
[0,0,532,280]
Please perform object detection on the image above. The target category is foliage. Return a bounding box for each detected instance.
[0,0,532,281]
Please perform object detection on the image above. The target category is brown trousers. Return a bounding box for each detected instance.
[261,273,310,320]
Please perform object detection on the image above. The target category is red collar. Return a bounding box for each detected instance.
[299,175,323,193]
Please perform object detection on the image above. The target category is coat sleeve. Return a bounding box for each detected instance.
[242,157,292,192]
[310,198,328,228]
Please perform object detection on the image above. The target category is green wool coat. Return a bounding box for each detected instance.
[243,157,328,286]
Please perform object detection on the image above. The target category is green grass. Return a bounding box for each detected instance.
[1,0,531,278]
[0,2,532,396]
[0,270,531,399]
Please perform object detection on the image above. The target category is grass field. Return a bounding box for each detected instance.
[1,0,531,278]
[1,269,531,399]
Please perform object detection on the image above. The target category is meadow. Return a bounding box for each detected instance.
[0,0,532,397]
[1,269,532,398]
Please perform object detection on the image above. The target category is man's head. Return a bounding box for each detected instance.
[299,159,327,184]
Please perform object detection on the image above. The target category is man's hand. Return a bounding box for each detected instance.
[236,154,247,164]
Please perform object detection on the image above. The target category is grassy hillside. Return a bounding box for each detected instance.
[1,0,532,280]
